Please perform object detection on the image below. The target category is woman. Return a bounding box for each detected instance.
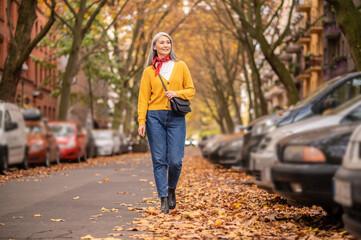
[137,32,195,214]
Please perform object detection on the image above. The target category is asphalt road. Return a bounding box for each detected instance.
[0,153,158,239]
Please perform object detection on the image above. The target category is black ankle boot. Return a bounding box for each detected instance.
[160,197,169,214]
[168,188,176,209]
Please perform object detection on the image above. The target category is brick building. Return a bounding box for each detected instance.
[0,1,58,120]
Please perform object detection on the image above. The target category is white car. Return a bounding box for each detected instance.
[334,124,361,238]
[251,95,361,192]
[0,102,28,173]
[92,129,121,156]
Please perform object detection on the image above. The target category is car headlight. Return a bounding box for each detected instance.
[283,145,326,163]
[252,119,276,136]
[229,139,244,148]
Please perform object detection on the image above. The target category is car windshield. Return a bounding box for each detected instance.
[295,75,344,106]
[49,125,74,137]
[25,125,42,134]
[93,131,112,139]
[327,95,361,115]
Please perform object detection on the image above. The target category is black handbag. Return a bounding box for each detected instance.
[158,74,191,116]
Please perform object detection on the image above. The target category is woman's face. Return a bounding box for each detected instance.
[154,36,171,58]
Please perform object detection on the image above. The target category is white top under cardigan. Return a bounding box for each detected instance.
[159,60,175,81]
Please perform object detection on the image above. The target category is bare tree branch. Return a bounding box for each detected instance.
[271,0,295,51]
[86,0,103,11]
[19,0,57,63]
[82,0,107,37]
[264,0,284,31]
[168,0,202,35]
[44,0,75,32]
[63,0,77,17]
[6,0,15,41]
[78,0,130,67]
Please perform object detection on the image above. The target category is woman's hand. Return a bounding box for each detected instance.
[138,125,146,137]
[165,91,177,100]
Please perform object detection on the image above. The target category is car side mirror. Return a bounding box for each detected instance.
[5,122,18,131]
[321,98,336,113]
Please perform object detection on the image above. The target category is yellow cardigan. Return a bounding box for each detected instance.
[137,61,195,125]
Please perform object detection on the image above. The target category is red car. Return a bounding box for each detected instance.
[25,121,60,166]
[48,121,87,162]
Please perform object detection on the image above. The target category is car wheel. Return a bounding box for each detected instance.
[20,150,29,170]
[44,150,51,167]
[0,152,9,174]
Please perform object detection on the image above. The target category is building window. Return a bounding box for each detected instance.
[44,106,47,118]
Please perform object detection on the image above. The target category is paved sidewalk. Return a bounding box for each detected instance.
[0,151,163,239]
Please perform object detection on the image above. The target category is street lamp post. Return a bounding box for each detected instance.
[21,63,28,108]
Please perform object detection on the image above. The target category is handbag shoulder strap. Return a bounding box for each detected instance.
[158,74,168,92]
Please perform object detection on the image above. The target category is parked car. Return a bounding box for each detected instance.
[23,108,60,166]
[251,95,361,192]
[48,121,87,162]
[208,133,243,164]
[238,113,282,172]
[0,102,28,173]
[201,135,221,159]
[202,135,229,162]
[92,129,121,156]
[244,72,361,171]
[199,134,216,150]
[334,124,361,238]
[271,122,359,215]
[217,135,244,167]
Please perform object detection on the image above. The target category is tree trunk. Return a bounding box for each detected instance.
[326,0,361,71]
[256,32,300,105]
[0,0,37,102]
[57,33,82,120]
[215,85,234,133]
[230,89,242,125]
[241,49,254,122]
[243,35,268,116]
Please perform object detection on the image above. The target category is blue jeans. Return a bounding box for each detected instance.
[146,110,186,197]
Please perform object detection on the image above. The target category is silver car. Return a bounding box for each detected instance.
[334,124,361,238]
[92,130,121,156]
[251,95,361,192]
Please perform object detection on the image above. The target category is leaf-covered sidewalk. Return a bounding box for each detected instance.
[0,149,358,239]
[129,153,356,240]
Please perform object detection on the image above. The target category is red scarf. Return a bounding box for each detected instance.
[152,55,171,76]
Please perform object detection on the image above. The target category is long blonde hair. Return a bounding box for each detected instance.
[145,32,179,68]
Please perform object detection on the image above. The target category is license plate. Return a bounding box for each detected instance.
[334,179,352,207]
